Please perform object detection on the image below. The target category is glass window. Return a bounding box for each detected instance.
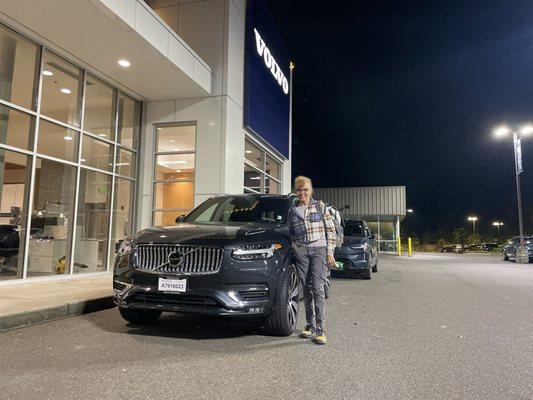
[0,24,39,110]
[40,51,82,126]
[155,154,195,179]
[84,75,115,139]
[74,169,111,274]
[0,149,30,281]
[0,103,34,150]
[154,182,194,210]
[115,148,136,177]
[265,177,279,194]
[117,93,140,149]
[27,158,76,276]
[266,155,280,179]
[153,125,196,225]
[244,164,262,192]
[38,119,79,162]
[244,139,282,194]
[156,125,196,152]
[245,140,263,169]
[109,177,134,267]
[81,135,113,172]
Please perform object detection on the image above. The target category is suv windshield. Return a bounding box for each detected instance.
[185,195,289,224]
[345,222,365,237]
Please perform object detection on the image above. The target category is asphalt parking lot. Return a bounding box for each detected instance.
[0,253,531,400]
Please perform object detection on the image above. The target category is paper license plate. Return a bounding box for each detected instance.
[158,278,187,293]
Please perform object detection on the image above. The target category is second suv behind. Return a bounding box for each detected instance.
[334,219,378,279]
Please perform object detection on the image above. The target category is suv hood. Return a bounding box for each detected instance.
[132,222,287,247]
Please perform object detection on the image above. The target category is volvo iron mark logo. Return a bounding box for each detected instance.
[168,251,183,267]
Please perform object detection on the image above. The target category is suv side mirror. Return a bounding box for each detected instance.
[175,215,186,223]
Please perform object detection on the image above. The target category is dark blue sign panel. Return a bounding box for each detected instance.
[244,0,290,158]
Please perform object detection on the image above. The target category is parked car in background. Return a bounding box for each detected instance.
[334,219,377,280]
[441,244,463,253]
[480,243,499,252]
[0,225,20,255]
[502,236,533,262]
[113,194,303,336]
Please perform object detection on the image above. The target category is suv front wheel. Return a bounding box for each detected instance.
[264,264,299,336]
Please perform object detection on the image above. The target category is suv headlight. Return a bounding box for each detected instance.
[350,243,369,252]
[117,238,134,257]
[232,243,282,260]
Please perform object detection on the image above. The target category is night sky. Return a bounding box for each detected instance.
[266,0,533,238]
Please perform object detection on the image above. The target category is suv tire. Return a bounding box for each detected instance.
[265,264,299,336]
[372,261,378,273]
[362,262,372,280]
[119,307,162,325]
[503,252,509,261]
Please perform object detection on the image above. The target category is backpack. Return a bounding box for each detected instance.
[316,201,344,248]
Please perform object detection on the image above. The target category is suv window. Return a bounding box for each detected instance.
[345,222,365,237]
[186,195,289,224]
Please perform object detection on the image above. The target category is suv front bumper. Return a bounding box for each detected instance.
[113,251,285,317]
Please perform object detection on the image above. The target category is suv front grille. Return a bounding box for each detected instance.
[134,244,224,275]
[130,292,220,308]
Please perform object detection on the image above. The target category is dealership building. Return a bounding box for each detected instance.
[0,0,292,283]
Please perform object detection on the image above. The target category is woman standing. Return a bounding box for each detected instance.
[288,176,336,345]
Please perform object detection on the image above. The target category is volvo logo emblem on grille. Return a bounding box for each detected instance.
[168,251,183,267]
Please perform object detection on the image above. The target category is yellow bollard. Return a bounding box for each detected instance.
[408,237,412,257]
[397,237,402,256]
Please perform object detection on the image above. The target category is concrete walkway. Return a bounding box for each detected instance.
[0,275,114,332]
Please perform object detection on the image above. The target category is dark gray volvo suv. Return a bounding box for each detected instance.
[113,194,300,336]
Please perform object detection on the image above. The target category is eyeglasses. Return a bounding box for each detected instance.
[295,188,310,193]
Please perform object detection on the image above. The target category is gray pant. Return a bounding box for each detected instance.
[293,245,328,327]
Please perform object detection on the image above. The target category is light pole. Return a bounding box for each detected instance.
[467,216,478,235]
[492,221,504,240]
[494,125,531,263]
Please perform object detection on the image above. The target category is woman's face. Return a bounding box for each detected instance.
[296,184,312,203]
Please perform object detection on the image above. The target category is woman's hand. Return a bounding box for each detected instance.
[327,254,336,268]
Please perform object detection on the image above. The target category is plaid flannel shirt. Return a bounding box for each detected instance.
[288,199,337,255]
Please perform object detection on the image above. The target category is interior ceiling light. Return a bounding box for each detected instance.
[118,59,131,67]
[175,169,182,172]
[245,150,252,154]
[42,70,53,76]
[98,134,107,137]
[169,140,175,143]
[64,136,73,141]
[60,88,71,94]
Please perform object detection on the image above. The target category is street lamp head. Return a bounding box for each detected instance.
[407,208,414,213]
[521,125,533,135]
[494,126,511,137]
[492,221,504,226]
[467,216,478,221]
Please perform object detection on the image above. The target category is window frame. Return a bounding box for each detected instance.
[0,21,142,282]
[151,122,198,225]
[244,137,282,194]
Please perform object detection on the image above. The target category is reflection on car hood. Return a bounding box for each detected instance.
[132,222,287,247]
